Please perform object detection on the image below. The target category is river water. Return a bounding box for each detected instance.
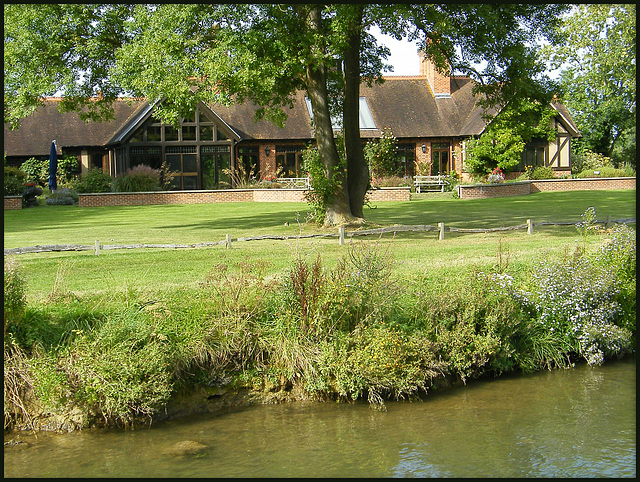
[4,358,635,478]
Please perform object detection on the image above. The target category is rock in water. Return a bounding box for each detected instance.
[163,440,208,457]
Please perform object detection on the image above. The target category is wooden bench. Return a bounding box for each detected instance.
[414,175,449,193]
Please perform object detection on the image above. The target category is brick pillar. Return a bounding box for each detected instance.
[415,142,431,175]
[259,143,277,179]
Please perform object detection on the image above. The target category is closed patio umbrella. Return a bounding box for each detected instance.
[48,140,57,192]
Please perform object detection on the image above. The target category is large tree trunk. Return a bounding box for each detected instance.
[304,8,356,226]
[342,6,369,220]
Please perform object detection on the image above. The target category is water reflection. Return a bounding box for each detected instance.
[4,359,635,478]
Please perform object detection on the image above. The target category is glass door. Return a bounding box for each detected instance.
[201,146,230,189]
[432,143,450,174]
[166,146,198,190]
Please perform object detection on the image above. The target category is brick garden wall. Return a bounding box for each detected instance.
[530,177,636,193]
[76,187,411,208]
[457,177,635,200]
[4,196,22,210]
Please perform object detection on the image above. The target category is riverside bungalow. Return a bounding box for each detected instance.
[4,54,580,189]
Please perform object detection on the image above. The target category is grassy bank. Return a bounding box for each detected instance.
[3,191,636,431]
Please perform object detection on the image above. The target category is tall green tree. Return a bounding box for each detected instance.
[5,4,569,225]
[544,4,636,162]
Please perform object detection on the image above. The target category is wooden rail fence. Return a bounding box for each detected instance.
[4,218,635,256]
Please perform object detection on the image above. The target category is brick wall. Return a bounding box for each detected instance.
[457,177,636,200]
[78,190,253,207]
[368,187,411,202]
[457,182,531,199]
[4,196,22,210]
[252,189,306,203]
[77,187,411,208]
[530,177,636,193]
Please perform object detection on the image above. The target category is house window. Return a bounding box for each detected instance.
[432,142,450,174]
[396,144,416,177]
[276,145,304,177]
[130,146,162,169]
[166,146,198,190]
[201,145,230,189]
[199,125,214,141]
[238,146,259,180]
[522,140,547,168]
[182,125,197,141]
[91,154,104,171]
[164,126,179,142]
[146,126,162,142]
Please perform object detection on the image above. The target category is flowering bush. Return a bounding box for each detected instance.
[46,188,78,205]
[487,167,505,183]
[489,226,636,366]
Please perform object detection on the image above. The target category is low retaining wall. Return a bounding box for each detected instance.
[4,196,22,210]
[77,187,410,208]
[457,177,635,200]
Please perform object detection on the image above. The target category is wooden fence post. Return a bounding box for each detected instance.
[527,219,534,235]
[338,227,345,245]
[438,222,445,240]
[225,234,232,249]
[94,239,100,256]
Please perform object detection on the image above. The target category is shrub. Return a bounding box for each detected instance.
[20,156,79,187]
[4,166,27,196]
[73,168,113,193]
[574,166,635,178]
[21,182,43,207]
[20,158,49,186]
[319,326,446,409]
[527,165,555,180]
[571,149,613,174]
[492,228,636,367]
[112,164,161,192]
[46,188,78,205]
[364,128,399,178]
[370,176,412,188]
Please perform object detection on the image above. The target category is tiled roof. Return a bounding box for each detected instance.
[4,76,579,156]
[4,99,143,156]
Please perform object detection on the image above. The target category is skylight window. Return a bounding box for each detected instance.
[305,97,376,130]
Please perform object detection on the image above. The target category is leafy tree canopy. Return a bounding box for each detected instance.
[464,99,557,174]
[542,4,636,161]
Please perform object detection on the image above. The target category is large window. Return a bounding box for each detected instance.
[521,140,547,168]
[130,146,162,169]
[238,146,259,180]
[432,142,450,174]
[276,145,304,177]
[201,145,230,189]
[122,107,234,190]
[396,144,416,177]
[166,146,198,190]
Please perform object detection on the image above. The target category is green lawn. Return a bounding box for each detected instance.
[4,189,636,301]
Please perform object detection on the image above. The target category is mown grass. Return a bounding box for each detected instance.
[3,189,636,431]
[4,190,635,248]
[4,189,635,301]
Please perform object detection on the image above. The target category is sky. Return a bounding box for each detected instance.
[371,27,422,76]
[371,26,563,79]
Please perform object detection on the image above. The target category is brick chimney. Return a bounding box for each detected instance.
[419,51,451,98]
